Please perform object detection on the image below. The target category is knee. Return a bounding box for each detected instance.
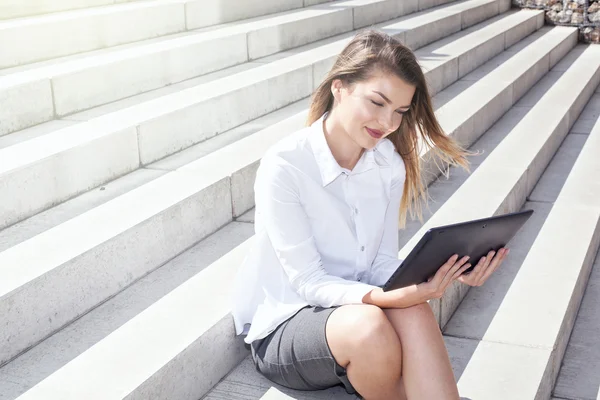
[385,301,439,331]
[339,305,400,354]
[351,306,392,342]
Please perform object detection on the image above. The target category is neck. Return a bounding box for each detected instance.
[323,110,364,170]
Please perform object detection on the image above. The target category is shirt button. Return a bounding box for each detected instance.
[360,246,365,251]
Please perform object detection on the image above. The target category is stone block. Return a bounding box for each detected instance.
[186,0,304,30]
[0,2,186,68]
[0,125,140,231]
[0,0,112,19]
[248,9,353,60]
[0,78,54,137]
[52,32,248,116]
[12,238,253,400]
[504,11,543,49]
[232,161,260,218]
[0,173,232,365]
[137,64,312,164]
[461,0,502,29]
[352,0,404,30]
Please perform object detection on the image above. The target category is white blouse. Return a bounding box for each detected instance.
[231,113,406,344]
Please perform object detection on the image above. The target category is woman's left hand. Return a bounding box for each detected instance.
[457,248,510,287]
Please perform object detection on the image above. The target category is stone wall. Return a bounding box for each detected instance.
[512,0,600,43]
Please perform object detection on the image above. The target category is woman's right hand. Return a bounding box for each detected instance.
[364,254,473,309]
[418,254,472,300]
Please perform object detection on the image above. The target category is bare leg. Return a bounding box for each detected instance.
[326,305,406,400]
[383,303,459,400]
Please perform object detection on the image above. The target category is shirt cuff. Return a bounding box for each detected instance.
[343,283,379,304]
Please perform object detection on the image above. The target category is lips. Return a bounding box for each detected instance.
[366,127,383,139]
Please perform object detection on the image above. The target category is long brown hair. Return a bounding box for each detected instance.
[307,29,470,227]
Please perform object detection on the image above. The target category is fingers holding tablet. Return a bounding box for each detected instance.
[421,254,472,299]
[458,247,510,287]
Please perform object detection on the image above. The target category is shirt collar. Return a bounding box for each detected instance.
[308,113,394,187]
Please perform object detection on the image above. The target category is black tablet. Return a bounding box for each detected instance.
[382,209,534,291]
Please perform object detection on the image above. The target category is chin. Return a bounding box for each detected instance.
[362,139,379,150]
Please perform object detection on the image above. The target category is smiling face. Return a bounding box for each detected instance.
[331,70,416,150]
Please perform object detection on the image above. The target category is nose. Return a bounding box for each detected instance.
[378,110,395,133]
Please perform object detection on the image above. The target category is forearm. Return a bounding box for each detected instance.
[362,285,430,309]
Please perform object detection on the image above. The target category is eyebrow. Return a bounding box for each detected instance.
[373,91,411,109]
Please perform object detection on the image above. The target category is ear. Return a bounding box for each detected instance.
[331,79,344,102]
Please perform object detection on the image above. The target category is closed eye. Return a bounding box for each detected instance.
[371,100,408,115]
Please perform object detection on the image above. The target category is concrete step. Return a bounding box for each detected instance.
[0,1,187,69]
[0,4,539,233]
[0,99,310,368]
[0,23,572,366]
[0,0,508,136]
[442,45,600,399]
[206,42,600,400]
[0,0,464,132]
[0,0,342,69]
[1,25,583,400]
[0,0,115,20]
[0,219,255,400]
[0,0,336,25]
[552,248,600,400]
[0,0,156,20]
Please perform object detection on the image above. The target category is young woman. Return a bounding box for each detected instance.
[232,30,509,400]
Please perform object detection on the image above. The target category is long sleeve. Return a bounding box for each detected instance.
[369,154,406,287]
[254,157,379,307]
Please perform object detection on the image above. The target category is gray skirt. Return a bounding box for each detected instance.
[250,306,357,395]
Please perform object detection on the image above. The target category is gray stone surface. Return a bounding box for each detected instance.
[0,2,186,69]
[303,0,335,6]
[0,168,166,253]
[352,0,409,30]
[0,78,54,137]
[571,93,600,135]
[553,252,600,400]
[186,0,304,30]
[0,124,141,231]
[403,11,462,51]
[232,161,261,218]
[148,99,310,172]
[419,0,457,10]
[445,336,552,400]
[0,120,75,149]
[236,208,256,224]
[529,133,588,203]
[418,9,542,96]
[460,0,506,29]
[204,356,358,400]
[504,9,544,48]
[0,173,233,365]
[64,61,264,121]
[247,9,353,61]
[7,227,255,400]
[135,63,313,165]
[0,374,26,400]
[0,221,253,399]
[52,32,249,116]
[0,0,113,19]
